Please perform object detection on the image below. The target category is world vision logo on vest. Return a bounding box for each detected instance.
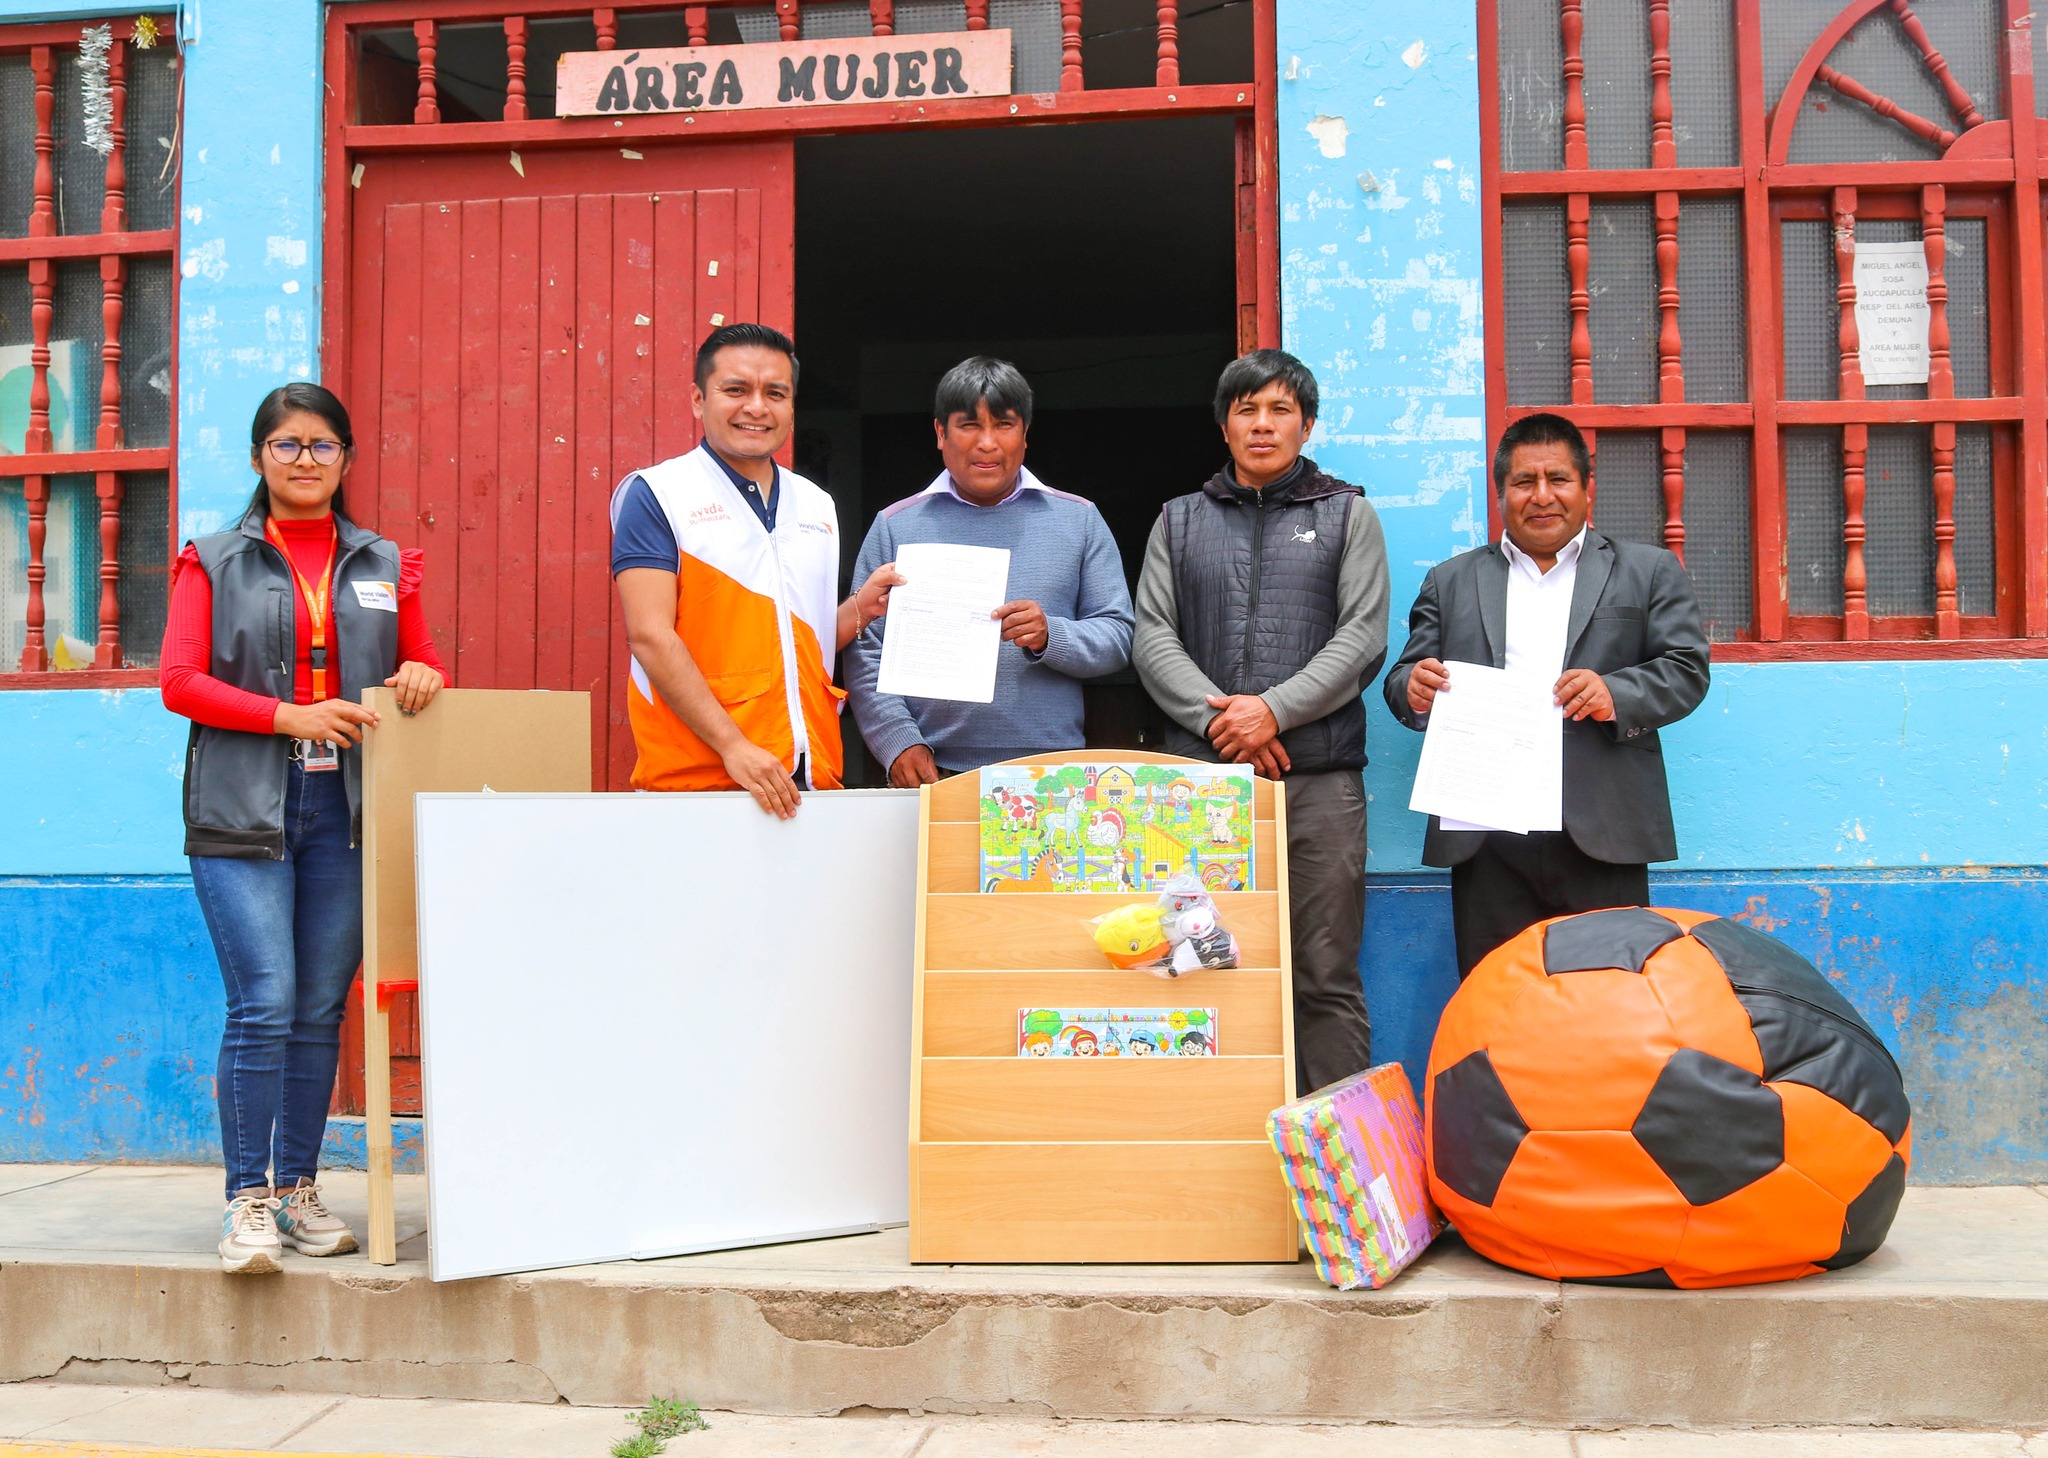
[556,32,1013,118]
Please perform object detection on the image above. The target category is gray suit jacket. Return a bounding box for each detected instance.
[1383,530,1710,867]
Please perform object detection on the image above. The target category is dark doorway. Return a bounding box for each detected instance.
[793,116,1239,783]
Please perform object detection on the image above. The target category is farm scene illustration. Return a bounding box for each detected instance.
[977,762,1257,894]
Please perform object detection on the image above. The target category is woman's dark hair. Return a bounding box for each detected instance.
[1491,412,1590,496]
[1213,349,1319,425]
[934,356,1034,429]
[694,322,800,394]
[246,382,354,519]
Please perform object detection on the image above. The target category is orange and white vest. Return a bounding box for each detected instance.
[613,445,844,792]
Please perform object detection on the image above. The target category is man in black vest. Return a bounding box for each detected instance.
[1384,412,1711,976]
[1134,351,1390,1094]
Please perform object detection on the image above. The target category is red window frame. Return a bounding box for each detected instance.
[0,15,180,688]
[1477,0,2048,661]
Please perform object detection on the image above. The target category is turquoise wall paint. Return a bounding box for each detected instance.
[1,690,183,874]
[1272,0,2048,875]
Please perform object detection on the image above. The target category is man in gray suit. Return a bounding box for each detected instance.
[1384,413,1709,975]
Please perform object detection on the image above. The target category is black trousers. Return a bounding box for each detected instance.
[1285,770,1373,1094]
[1450,830,1651,977]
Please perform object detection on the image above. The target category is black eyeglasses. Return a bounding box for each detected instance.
[265,439,347,466]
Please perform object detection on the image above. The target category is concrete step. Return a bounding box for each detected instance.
[1,1165,2043,1431]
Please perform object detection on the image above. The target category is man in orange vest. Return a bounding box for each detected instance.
[612,323,901,817]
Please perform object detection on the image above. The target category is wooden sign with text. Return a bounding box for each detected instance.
[556,31,1013,117]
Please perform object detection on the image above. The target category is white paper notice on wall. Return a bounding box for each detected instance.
[1853,240,1931,386]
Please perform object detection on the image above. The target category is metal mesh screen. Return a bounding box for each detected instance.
[1785,427,1845,616]
[1503,200,1570,405]
[126,48,180,233]
[1865,425,1934,616]
[1780,218,1837,400]
[1583,0,1650,168]
[1952,425,1995,617]
[1497,0,1564,171]
[1589,199,1656,403]
[1946,215,1990,398]
[988,0,1062,94]
[0,58,32,239]
[0,270,26,443]
[1761,0,1838,104]
[120,257,173,450]
[1590,431,1664,546]
[115,467,169,667]
[1859,218,1927,401]
[1684,431,1753,640]
[52,53,108,235]
[1670,0,1737,167]
[1677,198,1746,402]
[52,259,104,453]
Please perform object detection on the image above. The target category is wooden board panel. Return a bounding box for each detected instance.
[925,820,1277,894]
[919,1057,1285,1142]
[929,755,1276,823]
[923,891,1280,970]
[360,687,592,988]
[920,969,1286,1057]
[912,1141,1297,1263]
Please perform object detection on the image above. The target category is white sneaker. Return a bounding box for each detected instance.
[219,1191,283,1275]
[276,1178,358,1256]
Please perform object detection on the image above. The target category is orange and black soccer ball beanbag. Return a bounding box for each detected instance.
[1424,908,1912,1289]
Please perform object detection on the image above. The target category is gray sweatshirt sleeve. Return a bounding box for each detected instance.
[1260,495,1392,734]
[842,515,929,774]
[1030,504,1134,679]
[1132,515,1226,738]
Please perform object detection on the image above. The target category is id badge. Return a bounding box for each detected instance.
[297,738,341,773]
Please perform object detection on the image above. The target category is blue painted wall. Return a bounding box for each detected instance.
[0,0,2041,1181]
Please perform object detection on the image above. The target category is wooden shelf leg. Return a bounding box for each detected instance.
[366,983,398,1265]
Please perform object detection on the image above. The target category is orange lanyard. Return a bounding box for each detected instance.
[265,518,338,701]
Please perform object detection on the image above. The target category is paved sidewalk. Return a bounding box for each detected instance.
[0,1385,2043,1458]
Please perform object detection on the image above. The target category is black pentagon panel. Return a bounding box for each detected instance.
[1542,907,1685,974]
[1822,1152,1907,1270]
[1689,916,1912,1145]
[1733,993,1912,1145]
[1432,1050,1530,1208]
[1570,1268,1679,1289]
[1631,1048,1785,1206]
[1689,916,1876,1036]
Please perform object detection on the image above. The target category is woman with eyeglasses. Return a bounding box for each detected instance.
[160,381,447,1274]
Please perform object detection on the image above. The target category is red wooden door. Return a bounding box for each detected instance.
[333,140,792,1115]
[342,140,794,790]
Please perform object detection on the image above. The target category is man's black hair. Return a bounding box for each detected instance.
[694,322,800,394]
[1491,412,1591,495]
[1212,349,1319,425]
[934,356,1033,429]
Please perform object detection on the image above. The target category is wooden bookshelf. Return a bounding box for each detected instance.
[908,751,1298,1263]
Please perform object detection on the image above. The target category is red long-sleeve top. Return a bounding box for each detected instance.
[159,517,450,735]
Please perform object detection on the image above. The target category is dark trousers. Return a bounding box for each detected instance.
[1285,769,1372,1094]
[1450,830,1650,977]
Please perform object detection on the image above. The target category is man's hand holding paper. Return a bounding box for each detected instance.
[1407,660,1563,835]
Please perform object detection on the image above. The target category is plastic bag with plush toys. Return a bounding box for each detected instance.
[1088,876,1240,978]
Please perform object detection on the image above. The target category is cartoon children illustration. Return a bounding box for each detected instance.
[1128,1029,1158,1056]
[1023,1032,1055,1057]
[1176,1028,1213,1056]
[1067,1028,1102,1057]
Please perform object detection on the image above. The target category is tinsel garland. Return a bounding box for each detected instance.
[79,23,115,157]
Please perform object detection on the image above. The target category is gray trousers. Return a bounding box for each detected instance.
[1283,769,1371,1095]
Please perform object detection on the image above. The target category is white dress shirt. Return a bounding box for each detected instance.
[1501,526,1587,680]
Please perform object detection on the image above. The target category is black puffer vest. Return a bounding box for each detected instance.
[1162,458,1371,775]
[182,505,403,858]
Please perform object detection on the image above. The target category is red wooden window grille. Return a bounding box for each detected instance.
[1480,0,2048,658]
[0,17,179,685]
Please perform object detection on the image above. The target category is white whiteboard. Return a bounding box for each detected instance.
[414,790,919,1280]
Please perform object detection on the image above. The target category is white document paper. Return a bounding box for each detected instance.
[1409,661,1563,835]
[1853,240,1931,387]
[876,542,1011,704]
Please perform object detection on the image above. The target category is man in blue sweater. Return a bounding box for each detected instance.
[845,358,1134,783]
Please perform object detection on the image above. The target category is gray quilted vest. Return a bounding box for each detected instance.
[183,505,403,859]
[1161,459,1372,775]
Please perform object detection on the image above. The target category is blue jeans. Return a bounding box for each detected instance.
[190,762,362,1199]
